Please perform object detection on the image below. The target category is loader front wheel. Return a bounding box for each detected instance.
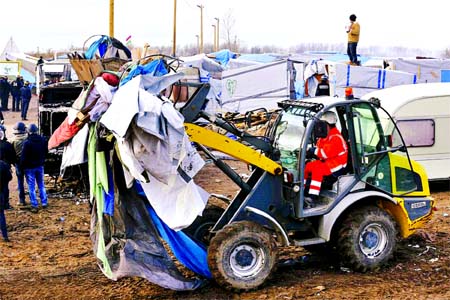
[337,206,397,272]
[207,221,278,291]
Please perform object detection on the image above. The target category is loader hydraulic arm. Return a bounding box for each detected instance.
[179,83,274,154]
[185,123,282,176]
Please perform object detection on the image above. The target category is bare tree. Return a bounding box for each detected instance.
[222,9,236,50]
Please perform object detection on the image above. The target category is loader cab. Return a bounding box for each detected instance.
[272,98,425,217]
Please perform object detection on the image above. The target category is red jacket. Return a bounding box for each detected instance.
[314,127,348,173]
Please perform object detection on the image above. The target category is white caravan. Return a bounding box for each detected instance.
[362,82,450,181]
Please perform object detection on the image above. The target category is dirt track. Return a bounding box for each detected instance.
[0,95,449,300]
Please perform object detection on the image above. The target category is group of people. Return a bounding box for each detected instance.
[0,122,48,242]
[0,76,32,120]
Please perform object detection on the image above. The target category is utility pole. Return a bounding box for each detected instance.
[172,0,177,56]
[214,17,220,51]
[109,0,114,37]
[197,4,204,53]
[212,24,217,52]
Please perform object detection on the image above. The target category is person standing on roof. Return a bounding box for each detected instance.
[20,124,48,213]
[12,122,28,207]
[304,111,348,206]
[346,14,360,66]
[20,81,32,121]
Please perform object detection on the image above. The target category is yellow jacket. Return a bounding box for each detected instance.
[347,22,360,43]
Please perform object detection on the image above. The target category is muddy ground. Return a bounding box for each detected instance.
[0,95,449,300]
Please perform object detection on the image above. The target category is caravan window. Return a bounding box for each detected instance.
[396,119,435,147]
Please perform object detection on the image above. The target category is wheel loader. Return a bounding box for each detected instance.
[180,84,434,291]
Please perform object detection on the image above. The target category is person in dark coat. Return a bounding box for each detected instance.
[20,124,48,212]
[11,77,23,112]
[0,76,11,111]
[11,122,28,206]
[20,81,32,121]
[0,159,12,242]
[0,129,17,210]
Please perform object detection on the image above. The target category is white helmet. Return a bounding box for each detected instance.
[320,111,337,125]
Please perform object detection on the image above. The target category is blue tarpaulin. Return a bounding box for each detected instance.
[120,59,168,86]
[210,49,238,67]
[134,181,211,279]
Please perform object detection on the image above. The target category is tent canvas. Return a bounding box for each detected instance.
[389,58,450,83]
[327,62,417,98]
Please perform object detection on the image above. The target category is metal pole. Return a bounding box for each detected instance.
[172,0,177,56]
[214,17,219,51]
[212,24,216,51]
[197,5,204,53]
[109,0,114,37]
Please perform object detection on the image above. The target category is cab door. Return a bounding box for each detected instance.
[349,102,423,196]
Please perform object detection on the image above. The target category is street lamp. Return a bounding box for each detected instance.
[214,17,219,51]
[212,24,217,51]
[197,4,204,53]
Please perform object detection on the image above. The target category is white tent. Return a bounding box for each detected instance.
[388,58,450,83]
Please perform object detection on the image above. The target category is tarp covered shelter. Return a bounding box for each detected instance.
[388,58,450,83]
[179,51,304,113]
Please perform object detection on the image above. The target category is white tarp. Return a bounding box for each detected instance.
[219,60,291,112]
[328,63,417,98]
[101,74,209,230]
[389,58,450,83]
[0,61,20,76]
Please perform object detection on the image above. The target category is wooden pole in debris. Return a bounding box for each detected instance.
[172,0,177,56]
[109,0,114,37]
[197,4,204,53]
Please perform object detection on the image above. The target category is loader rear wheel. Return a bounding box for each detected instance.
[337,206,397,272]
[207,221,278,291]
[183,205,224,245]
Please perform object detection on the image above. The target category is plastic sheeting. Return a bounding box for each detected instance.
[90,150,206,290]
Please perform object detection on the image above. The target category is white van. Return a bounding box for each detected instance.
[362,83,450,181]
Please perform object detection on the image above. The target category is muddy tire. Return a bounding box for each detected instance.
[183,205,224,245]
[337,206,397,272]
[207,221,278,291]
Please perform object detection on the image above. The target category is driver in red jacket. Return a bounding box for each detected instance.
[304,111,348,204]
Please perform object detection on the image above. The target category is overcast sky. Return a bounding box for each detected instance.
[1,0,448,55]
